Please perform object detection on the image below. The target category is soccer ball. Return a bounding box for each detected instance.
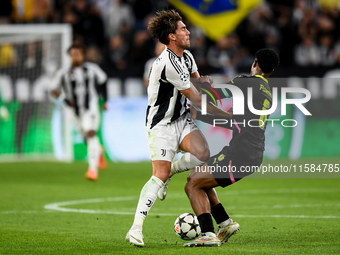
[174,213,201,240]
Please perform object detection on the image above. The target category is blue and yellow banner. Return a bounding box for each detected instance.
[168,0,263,41]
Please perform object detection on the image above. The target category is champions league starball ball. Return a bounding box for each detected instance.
[174,213,201,240]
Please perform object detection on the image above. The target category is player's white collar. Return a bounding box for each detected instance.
[166,47,182,59]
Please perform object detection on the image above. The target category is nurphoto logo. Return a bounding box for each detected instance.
[201,84,312,128]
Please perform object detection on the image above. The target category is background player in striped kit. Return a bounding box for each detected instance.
[51,43,108,181]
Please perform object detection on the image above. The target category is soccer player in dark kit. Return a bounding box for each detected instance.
[183,48,280,247]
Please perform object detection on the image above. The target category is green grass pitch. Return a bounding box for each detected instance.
[0,159,339,254]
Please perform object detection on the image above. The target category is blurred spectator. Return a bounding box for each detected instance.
[73,0,105,47]
[188,27,207,68]
[143,41,165,86]
[109,35,128,70]
[319,34,336,66]
[242,3,276,54]
[298,9,317,39]
[207,34,241,78]
[0,44,18,67]
[11,0,51,23]
[32,0,51,23]
[61,4,81,36]
[24,42,36,69]
[249,3,276,36]
[125,30,152,74]
[317,13,335,34]
[11,0,35,23]
[294,36,320,66]
[0,0,13,24]
[207,37,230,69]
[265,28,280,55]
[86,45,103,64]
[292,0,305,24]
[90,0,111,33]
[107,0,135,38]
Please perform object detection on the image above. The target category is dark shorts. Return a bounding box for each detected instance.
[207,146,263,188]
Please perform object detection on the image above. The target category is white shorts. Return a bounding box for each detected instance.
[70,109,100,136]
[146,112,199,162]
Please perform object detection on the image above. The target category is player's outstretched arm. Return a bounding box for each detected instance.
[89,62,108,110]
[50,69,63,98]
[49,70,76,106]
[191,71,200,78]
[206,102,232,119]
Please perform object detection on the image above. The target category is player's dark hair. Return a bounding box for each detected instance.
[255,48,280,73]
[67,42,86,55]
[147,10,182,45]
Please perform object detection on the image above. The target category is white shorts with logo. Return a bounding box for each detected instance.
[146,112,199,162]
[69,108,100,137]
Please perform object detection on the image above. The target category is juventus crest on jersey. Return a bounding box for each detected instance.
[145,48,197,129]
[51,62,107,116]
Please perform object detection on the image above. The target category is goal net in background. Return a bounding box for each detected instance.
[0,25,72,161]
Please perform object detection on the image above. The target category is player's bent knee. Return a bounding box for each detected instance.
[152,162,171,183]
[185,178,200,195]
[154,172,169,183]
[196,147,210,162]
[184,181,192,195]
[153,168,169,182]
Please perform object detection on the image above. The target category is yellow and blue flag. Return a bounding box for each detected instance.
[168,0,263,41]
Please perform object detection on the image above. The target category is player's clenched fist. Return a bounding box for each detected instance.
[199,75,213,85]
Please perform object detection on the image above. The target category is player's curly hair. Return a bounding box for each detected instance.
[147,10,182,45]
[255,48,280,73]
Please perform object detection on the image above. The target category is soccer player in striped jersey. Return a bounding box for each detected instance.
[51,43,108,181]
[126,10,231,246]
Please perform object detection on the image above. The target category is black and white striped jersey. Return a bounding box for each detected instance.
[145,48,198,129]
[51,62,107,116]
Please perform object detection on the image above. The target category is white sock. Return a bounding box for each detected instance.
[132,176,164,230]
[218,219,231,227]
[87,135,101,171]
[170,153,205,177]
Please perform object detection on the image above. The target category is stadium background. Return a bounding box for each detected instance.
[0,0,339,161]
